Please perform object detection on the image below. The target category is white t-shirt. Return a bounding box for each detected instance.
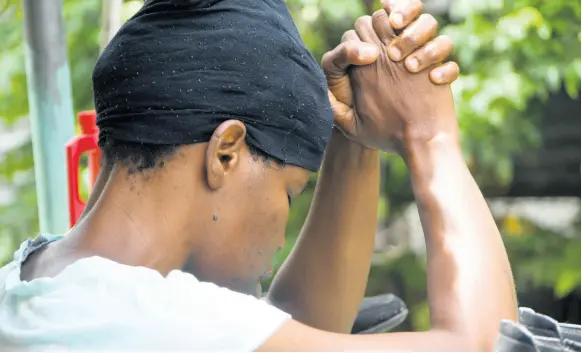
[0,235,290,351]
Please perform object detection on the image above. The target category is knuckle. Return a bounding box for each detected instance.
[400,31,419,49]
[354,15,371,28]
[425,46,439,61]
[342,43,352,59]
[321,51,334,68]
[441,63,459,78]
[341,30,356,42]
[345,43,360,62]
[441,35,454,50]
[420,13,438,29]
[433,37,454,58]
[400,0,421,13]
[408,0,423,14]
[425,37,453,61]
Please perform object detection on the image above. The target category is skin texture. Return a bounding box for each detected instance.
[267,128,380,332]
[56,0,457,308]
[63,1,460,334]
[327,10,458,152]
[19,0,517,351]
[30,122,310,295]
[257,1,518,351]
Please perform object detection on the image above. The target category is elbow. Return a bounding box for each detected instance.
[429,329,496,352]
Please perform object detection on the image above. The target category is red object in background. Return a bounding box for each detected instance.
[66,110,101,227]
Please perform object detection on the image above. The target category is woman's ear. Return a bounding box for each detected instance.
[205,120,247,190]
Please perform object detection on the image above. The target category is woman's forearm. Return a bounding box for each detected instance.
[268,128,380,333]
[405,133,517,350]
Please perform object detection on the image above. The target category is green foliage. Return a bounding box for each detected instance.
[0,142,37,264]
[502,216,581,298]
[362,216,581,331]
[0,0,102,265]
[0,1,27,125]
[279,0,582,329]
[445,0,581,187]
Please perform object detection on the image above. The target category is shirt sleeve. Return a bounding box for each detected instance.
[132,270,291,352]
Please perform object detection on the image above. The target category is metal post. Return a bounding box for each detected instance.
[22,0,75,235]
[100,0,123,51]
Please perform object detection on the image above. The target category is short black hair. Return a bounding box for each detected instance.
[99,136,284,174]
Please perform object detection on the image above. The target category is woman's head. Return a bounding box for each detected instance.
[99,120,310,296]
[92,0,333,295]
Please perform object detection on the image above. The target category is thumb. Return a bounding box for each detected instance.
[328,90,356,135]
[321,41,379,81]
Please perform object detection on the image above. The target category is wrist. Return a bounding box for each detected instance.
[325,127,379,169]
[403,132,463,176]
[398,111,460,154]
[401,121,461,157]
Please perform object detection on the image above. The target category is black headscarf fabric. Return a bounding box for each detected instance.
[92,0,333,171]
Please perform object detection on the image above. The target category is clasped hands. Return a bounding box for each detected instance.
[322,0,459,154]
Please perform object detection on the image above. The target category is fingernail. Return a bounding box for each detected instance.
[433,70,444,81]
[391,13,403,27]
[407,57,419,71]
[389,46,401,60]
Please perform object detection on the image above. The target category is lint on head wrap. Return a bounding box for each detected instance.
[92,0,334,171]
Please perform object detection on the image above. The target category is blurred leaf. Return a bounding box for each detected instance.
[411,300,430,331]
[555,270,581,297]
[0,0,102,265]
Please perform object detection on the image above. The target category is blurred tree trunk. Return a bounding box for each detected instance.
[100,0,122,51]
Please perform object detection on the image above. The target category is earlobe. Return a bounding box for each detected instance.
[205,120,247,190]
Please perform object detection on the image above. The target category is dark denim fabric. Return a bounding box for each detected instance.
[351,294,409,334]
[496,307,581,352]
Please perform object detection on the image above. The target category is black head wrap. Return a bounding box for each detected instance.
[92,0,333,171]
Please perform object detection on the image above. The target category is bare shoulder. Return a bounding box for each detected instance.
[256,318,477,352]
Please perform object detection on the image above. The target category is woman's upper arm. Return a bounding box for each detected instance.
[256,318,477,352]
